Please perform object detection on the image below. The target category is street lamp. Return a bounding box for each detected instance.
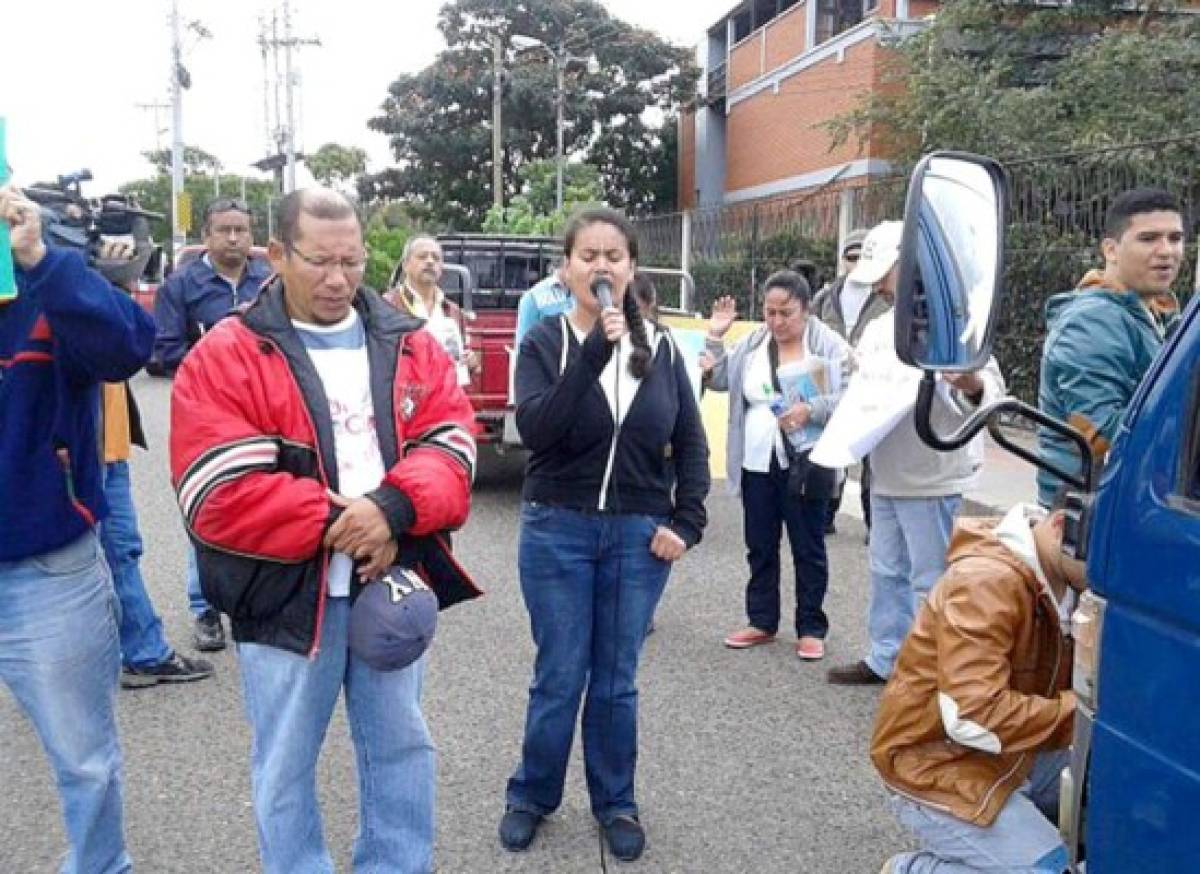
[511,34,578,213]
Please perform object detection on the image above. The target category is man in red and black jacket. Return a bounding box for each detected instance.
[169,188,479,874]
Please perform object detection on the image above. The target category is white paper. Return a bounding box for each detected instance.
[810,313,921,468]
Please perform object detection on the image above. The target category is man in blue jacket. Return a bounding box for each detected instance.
[0,184,155,873]
[152,197,270,374]
[1037,188,1185,506]
[151,197,271,651]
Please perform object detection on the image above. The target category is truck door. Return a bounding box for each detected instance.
[1083,298,1200,873]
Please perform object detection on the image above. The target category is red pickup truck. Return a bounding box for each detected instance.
[390,234,561,447]
[389,235,699,450]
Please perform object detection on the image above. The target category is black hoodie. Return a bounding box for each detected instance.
[515,314,710,547]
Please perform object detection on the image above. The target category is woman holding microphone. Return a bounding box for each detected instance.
[499,208,710,861]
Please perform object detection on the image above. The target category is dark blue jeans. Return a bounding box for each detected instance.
[506,502,671,826]
[101,461,173,669]
[741,461,830,638]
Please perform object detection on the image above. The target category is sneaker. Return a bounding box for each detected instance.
[795,636,825,661]
[193,609,226,652]
[826,659,887,686]
[498,808,542,852]
[723,627,776,649]
[121,653,214,689]
[603,815,645,862]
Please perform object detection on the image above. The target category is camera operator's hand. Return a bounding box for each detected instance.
[0,185,47,270]
[98,236,137,261]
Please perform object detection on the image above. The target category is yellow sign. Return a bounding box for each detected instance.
[176,191,192,234]
[660,315,763,481]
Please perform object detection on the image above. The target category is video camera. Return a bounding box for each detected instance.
[26,169,162,289]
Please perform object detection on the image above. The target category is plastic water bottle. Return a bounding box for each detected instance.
[771,396,805,449]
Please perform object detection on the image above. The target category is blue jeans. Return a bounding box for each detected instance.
[0,533,131,874]
[237,597,434,874]
[866,495,962,679]
[888,751,1070,872]
[740,464,830,638]
[506,503,672,825]
[101,461,173,669]
[185,543,210,617]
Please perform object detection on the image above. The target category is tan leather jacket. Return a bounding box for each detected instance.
[870,515,1076,826]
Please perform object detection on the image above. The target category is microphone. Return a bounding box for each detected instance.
[592,276,613,309]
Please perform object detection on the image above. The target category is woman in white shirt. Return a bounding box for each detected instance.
[704,270,850,661]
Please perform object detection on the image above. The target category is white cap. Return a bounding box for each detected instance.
[848,220,903,285]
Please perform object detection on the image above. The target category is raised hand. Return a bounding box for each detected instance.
[707,295,738,339]
[0,185,46,270]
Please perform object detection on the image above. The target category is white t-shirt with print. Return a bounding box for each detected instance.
[293,311,386,598]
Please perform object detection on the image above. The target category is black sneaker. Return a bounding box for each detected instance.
[826,659,887,686]
[193,609,226,652]
[603,815,646,862]
[498,808,542,852]
[121,653,214,689]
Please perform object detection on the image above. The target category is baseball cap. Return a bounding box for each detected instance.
[841,228,869,256]
[349,567,438,671]
[848,221,903,285]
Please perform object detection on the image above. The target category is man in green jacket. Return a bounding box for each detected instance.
[1037,188,1185,506]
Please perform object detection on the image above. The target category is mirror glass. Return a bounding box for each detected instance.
[897,154,1004,370]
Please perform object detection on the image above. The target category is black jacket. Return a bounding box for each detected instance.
[515,315,710,547]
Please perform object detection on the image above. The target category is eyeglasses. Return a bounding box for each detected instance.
[288,246,368,276]
[205,197,251,218]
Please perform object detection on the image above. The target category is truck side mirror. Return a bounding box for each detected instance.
[893,151,1098,497]
[895,152,1007,371]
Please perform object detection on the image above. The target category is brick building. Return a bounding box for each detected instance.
[681,0,938,211]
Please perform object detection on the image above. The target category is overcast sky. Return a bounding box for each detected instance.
[2,0,733,194]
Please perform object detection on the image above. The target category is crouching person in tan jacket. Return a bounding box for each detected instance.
[872,501,1087,874]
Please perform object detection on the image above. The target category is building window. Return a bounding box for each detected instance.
[733,9,753,43]
[815,0,877,45]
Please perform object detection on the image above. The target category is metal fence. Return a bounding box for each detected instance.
[635,134,1200,403]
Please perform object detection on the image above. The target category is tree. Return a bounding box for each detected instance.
[119,147,277,248]
[362,201,423,290]
[141,146,224,176]
[365,0,697,229]
[827,0,1200,405]
[830,0,1200,170]
[481,158,604,235]
[307,142,368,189]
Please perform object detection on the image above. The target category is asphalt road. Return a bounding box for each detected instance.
[2,372,910,873]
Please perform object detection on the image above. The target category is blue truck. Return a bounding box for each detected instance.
[891,152,1199,873]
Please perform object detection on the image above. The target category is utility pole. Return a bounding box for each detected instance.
[283,0,297,192]
[258,15,275,158]
[135,101,172,151]
[554,57,565,213]
[491,34,504,211]
[169,0,185,255]
[257,1,320,194]
[511,35,583,213]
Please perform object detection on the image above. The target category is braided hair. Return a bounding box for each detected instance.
[563,207,652,379]
[622,283,653,379]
